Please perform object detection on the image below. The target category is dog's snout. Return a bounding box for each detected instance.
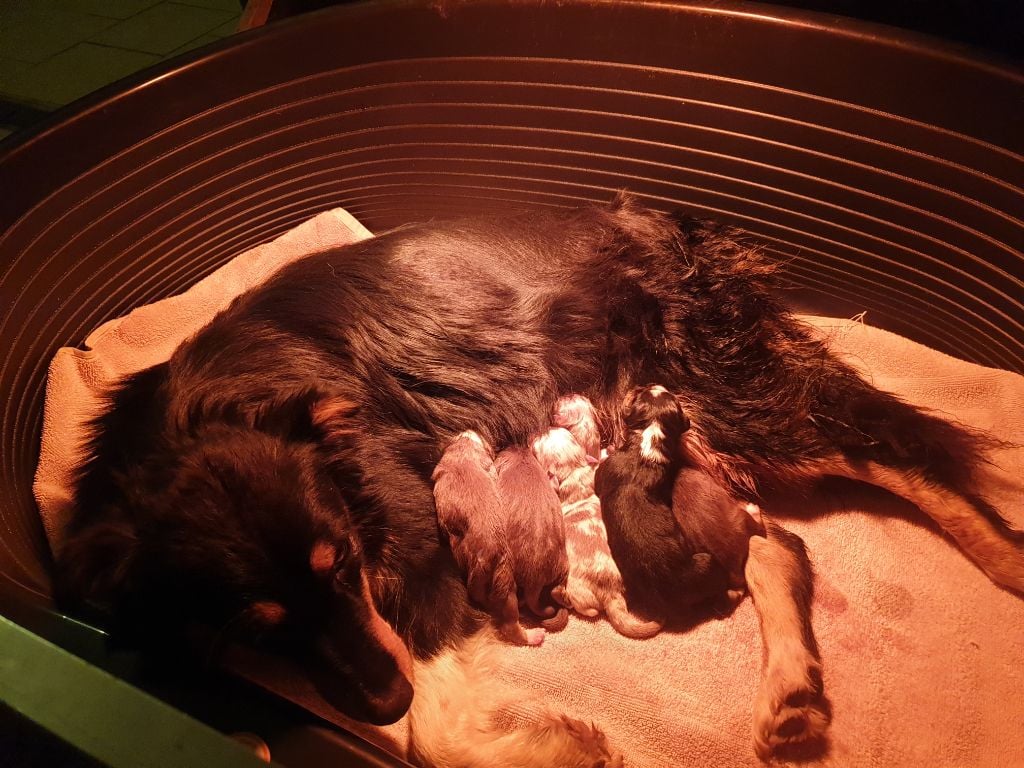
[361,673,415,725]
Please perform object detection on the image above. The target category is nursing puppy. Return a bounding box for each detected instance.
[432,432,545,646]
[595,385,731,621]
[533,426,661,638]
[551,394,602,459]
[672,467,766,603]
[494,447,570,632]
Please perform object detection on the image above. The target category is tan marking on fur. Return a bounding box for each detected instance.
[408,629,623,767]
[360,573,413,681]
[309,541,337,575]
[745,533,829,758]
[311,396,360,436]
[822,457,1024,592]
[248,601,286,626]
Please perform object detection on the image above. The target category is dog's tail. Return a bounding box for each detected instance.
[814,368,1024,592]
[603,594,662,639]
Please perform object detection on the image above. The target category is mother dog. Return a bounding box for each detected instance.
[57,194,1023,765]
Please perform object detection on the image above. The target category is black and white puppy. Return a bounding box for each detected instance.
[595,385,731,621]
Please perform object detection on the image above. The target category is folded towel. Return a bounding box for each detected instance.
[33,210,1024,767]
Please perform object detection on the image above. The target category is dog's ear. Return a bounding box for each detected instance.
[310,394,360,440]
[250,386,360,442]
[55,518,139,614]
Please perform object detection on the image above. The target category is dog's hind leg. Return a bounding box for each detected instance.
[744,520,830,760]
[407,630,623,768]
[821,456,1024,593]
[803,368,1024,592]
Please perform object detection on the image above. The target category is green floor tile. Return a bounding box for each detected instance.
[0,7,117,64]
[175,0,241,11]
[210,17,241,37]
[0,57,33,96]
[15,43,161,107]
[0,57,53,108]
[164,33,224,60]
[89,2,236,56]
[49,0,162,20]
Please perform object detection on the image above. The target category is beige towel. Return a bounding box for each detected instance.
[33,208,372,547]
[33,211,1024,767]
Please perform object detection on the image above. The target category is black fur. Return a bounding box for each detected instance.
[57,194,1010,725]
[595,386,730,619]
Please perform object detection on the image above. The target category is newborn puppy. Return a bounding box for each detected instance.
[494,446,570,632]
[595,385,728,622]
[533,426,662,639]
[552,394,602,459]
[432,432,544,646]
[672,467,766,603]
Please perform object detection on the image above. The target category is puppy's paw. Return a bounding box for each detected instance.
[524,627,546,646]
[753,653,830,760]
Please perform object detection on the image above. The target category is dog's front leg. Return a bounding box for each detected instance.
[407,630,622,768]
[744,520,831,759]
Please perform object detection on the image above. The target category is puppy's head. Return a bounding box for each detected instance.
[533,427,588,486]
[435,430,495,476]
[622,385,690,461]
[59,394,414,725]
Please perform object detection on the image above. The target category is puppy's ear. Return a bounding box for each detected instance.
[55,518,139,613]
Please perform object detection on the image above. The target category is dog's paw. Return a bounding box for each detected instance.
[550,716,624,768]
[752,654,830,760]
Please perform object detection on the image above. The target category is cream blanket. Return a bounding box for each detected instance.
[34,210,1024,767]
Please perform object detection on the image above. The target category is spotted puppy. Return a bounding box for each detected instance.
[551,393,602,459]
[595,385,728,623]
[432,432,545,646]
[533,423,662,639]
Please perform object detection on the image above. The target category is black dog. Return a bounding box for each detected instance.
[596,385,729,620]
[57,194,1021,764]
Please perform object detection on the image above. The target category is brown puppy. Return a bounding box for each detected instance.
[494,446,570,632]
[533,426,662,638]
[672,466,765,605]
[432,431,544,646]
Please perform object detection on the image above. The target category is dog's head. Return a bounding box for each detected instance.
[621,385,690,460]
[59,392,414,725]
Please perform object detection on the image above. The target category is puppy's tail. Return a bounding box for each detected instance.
[604,594,662,639]
[540,607,569,632]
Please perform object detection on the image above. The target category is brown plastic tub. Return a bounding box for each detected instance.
[0,1,1021,763]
